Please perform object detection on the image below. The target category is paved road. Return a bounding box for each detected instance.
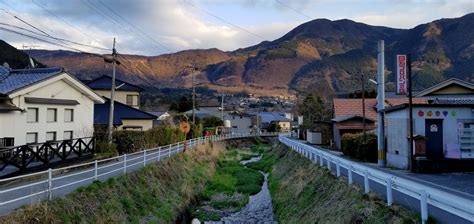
[0,144,184,215]
[289,138,473,224]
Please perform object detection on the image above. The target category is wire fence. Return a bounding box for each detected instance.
[279,136,474,224]
[0,132,279,215]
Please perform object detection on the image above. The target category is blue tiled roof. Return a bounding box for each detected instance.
[86,75,144,92]
[94,98,157,125]
[0,66,63,95]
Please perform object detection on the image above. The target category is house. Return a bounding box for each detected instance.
[384,103,474,170]
[255,112,292,132]
[86,75,143,109]
[228,113,252,134]
[332,98,428,149]
[0,66,104,147]
[85,76,156,131]
[186,107,253,133]
[94,98,156,131]
[149,111,171,127]
[384,78,474,171]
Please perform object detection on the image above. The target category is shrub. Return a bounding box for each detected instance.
[341,133,377,162]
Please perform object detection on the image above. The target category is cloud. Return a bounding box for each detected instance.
[0,0,472,56]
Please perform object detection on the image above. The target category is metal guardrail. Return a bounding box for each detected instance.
[279,136,474,224]
[0,132,280,214]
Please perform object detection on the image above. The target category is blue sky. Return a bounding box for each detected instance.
[0,0,473,56]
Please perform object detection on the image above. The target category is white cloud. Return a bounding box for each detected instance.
[0,0,472,56]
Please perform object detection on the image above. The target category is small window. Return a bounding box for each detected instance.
[64,109,74,122]
[64,131,73,140]
[46,132,56,142]
[126,95,138,106]
[46,108,57,123]
[232,126,238,128]
[0,137,14,147]
[26,132,38,144]
[27,108,38,123]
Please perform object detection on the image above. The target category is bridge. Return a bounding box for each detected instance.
[0,133,472,224]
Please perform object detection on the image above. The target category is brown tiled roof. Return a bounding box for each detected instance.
[333,98,428,122]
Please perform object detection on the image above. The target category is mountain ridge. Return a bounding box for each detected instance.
[2,13,473,97]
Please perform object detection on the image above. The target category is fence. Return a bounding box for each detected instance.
[0,132,279,215]
[279,136,474,224]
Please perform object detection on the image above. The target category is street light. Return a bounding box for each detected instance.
[369,79,378,85]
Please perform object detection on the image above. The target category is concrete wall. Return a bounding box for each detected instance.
[94,90,140,109]
[0,79,95,145]
[229,115,252,133]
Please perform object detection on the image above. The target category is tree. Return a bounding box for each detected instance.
[268,122,281,132]
[296,94,332,134]
[177,96,193,112]
[202,116,223,128]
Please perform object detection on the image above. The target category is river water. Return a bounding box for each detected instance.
[203,156,277,224]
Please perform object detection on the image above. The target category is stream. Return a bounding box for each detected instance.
[203,155,277,224]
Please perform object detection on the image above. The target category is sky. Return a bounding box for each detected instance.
[0,0,473,56]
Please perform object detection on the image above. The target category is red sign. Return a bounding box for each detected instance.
[396,55,407,95]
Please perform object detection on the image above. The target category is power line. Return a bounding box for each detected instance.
[183,0,266,41]
[30,0,111,52]
[275,0,313,20]
[0,22,110,52]
[80,0,166,53]
[97,0,172,52]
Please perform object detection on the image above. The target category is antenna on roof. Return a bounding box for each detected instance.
[22,44,39,69]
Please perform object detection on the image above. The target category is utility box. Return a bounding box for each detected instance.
[307,130,322,145]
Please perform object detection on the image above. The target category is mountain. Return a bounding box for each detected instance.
[2,13,474,97]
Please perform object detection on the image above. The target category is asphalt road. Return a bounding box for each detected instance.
[293,140,473,224]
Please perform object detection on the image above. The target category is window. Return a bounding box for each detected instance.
[0,138,14,147]
[46,108,57,122]
[63,131,73,140]
[126,95,138,106]
[26,132,38,144]
[27,107,38,123]
[46,132,56,142]
[232,126,238,128]
[64,109,74,122]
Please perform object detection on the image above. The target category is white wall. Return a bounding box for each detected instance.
[386,106,474,169]
[0,79,96,146]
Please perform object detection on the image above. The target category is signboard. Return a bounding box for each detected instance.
[179,120,190,134]
[396,55,407,95]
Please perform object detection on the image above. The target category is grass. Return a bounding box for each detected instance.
[193,146,265,220]
[1,144,222,224]
[263,144,425,224]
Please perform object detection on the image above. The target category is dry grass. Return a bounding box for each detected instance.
[268,145,422,224]
[1,143,224,224]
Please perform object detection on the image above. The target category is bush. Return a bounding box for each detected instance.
[341,133,377,162]
[110,126,186,154]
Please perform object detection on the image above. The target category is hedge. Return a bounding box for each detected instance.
[341,133,377,162]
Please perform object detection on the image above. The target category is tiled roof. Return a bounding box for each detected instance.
[86,75,144,92]
[0,66,63,95]
[333,98,428,121]
[94,98,157,125]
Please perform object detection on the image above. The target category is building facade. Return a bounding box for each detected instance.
[0,67,104,146]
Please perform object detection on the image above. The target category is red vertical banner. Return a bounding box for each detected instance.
[396,55,407,95]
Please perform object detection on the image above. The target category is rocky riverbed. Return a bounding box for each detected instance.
[203,156,277,224]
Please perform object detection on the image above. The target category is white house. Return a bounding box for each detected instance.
[0,66,104,147]
[385,78,474,170]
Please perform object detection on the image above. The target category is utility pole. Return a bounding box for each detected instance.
[221,92,224,121]
[362,71,366,144]
[407,53,414,171]
[192,64,196,124]
[107,38,117,144]
[377,40,385,167]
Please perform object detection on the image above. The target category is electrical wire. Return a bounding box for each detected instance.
[275,0,313,20]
